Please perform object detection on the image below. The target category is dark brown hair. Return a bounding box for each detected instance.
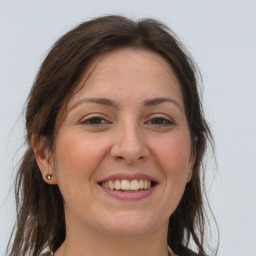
[8,15,217,256]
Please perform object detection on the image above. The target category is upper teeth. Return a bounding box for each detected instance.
[101,179,152,191]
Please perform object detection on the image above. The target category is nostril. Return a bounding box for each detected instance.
[116,156,125,160]
[110,139,149,164]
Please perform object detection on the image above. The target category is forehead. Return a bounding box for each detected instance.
[68,47,184,108]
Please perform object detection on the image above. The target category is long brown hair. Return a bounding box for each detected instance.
[8,15,217,256]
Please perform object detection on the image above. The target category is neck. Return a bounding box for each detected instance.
[55,220,170,256]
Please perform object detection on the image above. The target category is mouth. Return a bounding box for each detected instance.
[99,179,157,193]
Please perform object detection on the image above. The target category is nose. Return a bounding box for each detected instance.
[110,122,150,164]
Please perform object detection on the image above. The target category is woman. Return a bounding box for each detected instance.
[8,15,216,256]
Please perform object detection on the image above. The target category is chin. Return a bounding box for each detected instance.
[99,211,161,236]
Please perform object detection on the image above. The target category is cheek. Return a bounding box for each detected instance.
[153,132,191,183]
[52,131,111,213]
[159,134,191,163]
[53,131,108,187]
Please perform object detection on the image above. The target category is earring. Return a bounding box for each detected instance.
[46,174,53,180]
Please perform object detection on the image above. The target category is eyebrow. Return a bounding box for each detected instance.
[69,97,118,112]
[144,97,182,110]
[68,97,182,112]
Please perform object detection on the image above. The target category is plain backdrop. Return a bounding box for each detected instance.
[0,0,256,255]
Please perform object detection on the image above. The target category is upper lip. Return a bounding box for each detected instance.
[97,173,158,184]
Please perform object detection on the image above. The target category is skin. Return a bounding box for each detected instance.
[33,48,193,256]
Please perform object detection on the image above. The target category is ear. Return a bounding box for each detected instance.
[186,169,193,183]
[186,152,196,183]
[31,134,57,185]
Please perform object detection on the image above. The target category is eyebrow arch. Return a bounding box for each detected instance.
[68,97,119,112]
[68,97,182,112]
[144,97,182,110]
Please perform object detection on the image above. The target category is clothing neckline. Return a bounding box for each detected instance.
[49,246,177,256]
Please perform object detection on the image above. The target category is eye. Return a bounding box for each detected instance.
[145,116,174,127]
[150,117,172,125]
[81,116,111,126]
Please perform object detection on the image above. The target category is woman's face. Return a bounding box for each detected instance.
[51,48,193,238]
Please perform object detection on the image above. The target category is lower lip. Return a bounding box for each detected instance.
[99,185,157,201]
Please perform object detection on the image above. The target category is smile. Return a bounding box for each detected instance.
[98,174,158,200]
[100,179,155,192]
[98,175,158,200]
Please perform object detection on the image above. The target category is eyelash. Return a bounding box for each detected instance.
[80,115,173,128]
[81,116,111,126]
[145,117,173,126]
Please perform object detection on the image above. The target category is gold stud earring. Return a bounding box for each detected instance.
[46,174,53,180]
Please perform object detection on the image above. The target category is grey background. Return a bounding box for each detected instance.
[1,0,256,255]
